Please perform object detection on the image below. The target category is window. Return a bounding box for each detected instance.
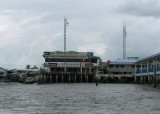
[91,59,97,63]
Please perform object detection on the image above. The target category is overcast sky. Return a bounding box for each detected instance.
[0,0,160,69]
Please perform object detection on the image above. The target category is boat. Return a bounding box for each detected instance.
[25,77,35,84]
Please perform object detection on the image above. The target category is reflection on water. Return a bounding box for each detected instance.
[0,83,160,114]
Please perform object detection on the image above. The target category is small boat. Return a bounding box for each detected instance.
[25,77,35,84]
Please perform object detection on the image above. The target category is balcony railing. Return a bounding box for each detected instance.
[40,71,96,75]
[108,68,135,71]
[136,67,160,74]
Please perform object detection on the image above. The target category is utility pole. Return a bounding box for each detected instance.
[123,25,127,60]
[64,18,68,52]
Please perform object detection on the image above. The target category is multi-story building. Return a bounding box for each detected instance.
[40,51,101,83]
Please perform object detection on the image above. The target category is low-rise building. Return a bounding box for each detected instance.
[0,67,8,77]
[99,59,137,83]
[0,67,9,82]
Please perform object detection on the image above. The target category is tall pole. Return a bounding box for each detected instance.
[64,18,68,52]
[123,25,127,60]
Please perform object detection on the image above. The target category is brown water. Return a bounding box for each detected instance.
[0,83,160,114]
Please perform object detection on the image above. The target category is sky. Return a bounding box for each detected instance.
[0,0,160,69]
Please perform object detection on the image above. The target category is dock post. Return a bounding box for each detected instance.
[69,75,70,83]
[81,75,82,83]
[89,68,91,74]
[153,59,157,88]
[141,76,143,84]
[85,68,86,82]
[148,76,151,85]
[41,75,43,83]
[56,75,58,83]
[40,74,42,84]
[93,75,95,83]
[44,75,46,83]
[43,75,44,83]
[134,76,137,83]
[157,75,159,86]
[62,75,63,83]
[87,75,88,83]
[50,74,52,84]
[75,74,76,83]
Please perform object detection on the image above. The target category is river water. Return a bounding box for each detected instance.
[0,83,160,114]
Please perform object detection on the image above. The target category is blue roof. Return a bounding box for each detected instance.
[111,60,137,63]
[136,52,160,63]
[110,59,137,65]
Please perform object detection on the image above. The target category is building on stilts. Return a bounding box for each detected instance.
[99,57,138,83]
[134,52,160,88]
[39,51,101,83]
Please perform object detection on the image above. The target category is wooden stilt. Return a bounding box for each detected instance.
[153,59,157,88]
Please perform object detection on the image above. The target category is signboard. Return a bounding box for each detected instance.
[43,51,93,56]
[57,63,80,67]
[49,63,57,66]
[44,52,50,56]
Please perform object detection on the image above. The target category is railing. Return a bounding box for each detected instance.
[136,70,141,74]
[40,71,96,75]
[108,68,135,71]
[135,67,160,74]
[148,68,153,72]
[142,69,147,73]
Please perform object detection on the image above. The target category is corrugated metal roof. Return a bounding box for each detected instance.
[136,52,160,63]
[111,60,137,63]
[110,59,137,65]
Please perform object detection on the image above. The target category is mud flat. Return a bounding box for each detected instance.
[0,83,160,114]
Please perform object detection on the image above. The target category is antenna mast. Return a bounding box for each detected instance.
[123,25,127,60]
[64,18,68,52]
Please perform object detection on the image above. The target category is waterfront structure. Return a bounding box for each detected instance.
[135,52,160,87]
[0,67,8,77]
[99,58,137,83]
[40,51,101,83]
[0,67,9,82]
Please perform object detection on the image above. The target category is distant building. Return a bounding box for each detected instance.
[0,67,8,77]
[0,67,9,82]
[40,51,101,83]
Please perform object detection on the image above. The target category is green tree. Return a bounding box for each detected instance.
[26,64,30,69]
[32,65,38,69]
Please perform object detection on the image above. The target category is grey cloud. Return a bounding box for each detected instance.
[1,0,160,69]
[116,0,160,18]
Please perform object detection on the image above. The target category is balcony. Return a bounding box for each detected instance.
[135,67,160,74]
